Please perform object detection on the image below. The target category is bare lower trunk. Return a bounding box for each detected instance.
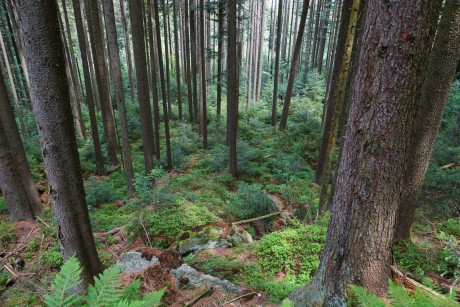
[271,0,282,126]
[16,0,104,290]
[290,1,442,305]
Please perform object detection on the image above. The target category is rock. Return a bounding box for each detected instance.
[116,252,160,274]
[179,237,232,256]
[172,264,241,294]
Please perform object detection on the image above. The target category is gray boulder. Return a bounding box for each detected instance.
[117,252,160,274]
[172,264,241,294]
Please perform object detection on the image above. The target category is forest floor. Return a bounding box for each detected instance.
[1,92,459,305]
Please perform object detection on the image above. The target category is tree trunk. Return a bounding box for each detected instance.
[103,0,135,198]
[216,0,224,118]
[190,4,198,123]
[172,0,183,120]
[153,0,173,170]
[271,0,282,126]
[289,1,442,305]
[394,0,460,241]
[16,0,104,290]
[85,0,119,165]
[119,0,136,103]
[316,0,331,74]
[227,0,238,178]
[184,0,194,122]
[72,0,106,176]
[162,0,173,120]
[279,0,311,130]
[199,0,208,149]
[129,0,156,173]
[0,74,35,221]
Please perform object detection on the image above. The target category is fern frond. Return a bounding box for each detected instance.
[348,285,385,307]
[85,265,122,307]
[119,279,141,302]
[44,256,83,307]
[142,288,165,307]
[389,281,416,306]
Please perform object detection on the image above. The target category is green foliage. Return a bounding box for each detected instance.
[226,182,279,220]
[0,197,6,213]
[0,270,9,287]
[281,298,295,307]
[44,256,164,307]
[437,248,460,278]
[90,204,132,232]
[85,176,119,208]
[0,220,15,250]
[144,199,214,240]
[438,219,460,237]
[348,285,385,307]
[39,242,63,269]
[393,240,437,278]
[44,257,83,307]
[255,223,326,284]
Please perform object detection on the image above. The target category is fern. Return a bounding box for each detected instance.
[348,285,386,307]
[45,259,164,307]
[85,266,122,307]
[44,256,83,307]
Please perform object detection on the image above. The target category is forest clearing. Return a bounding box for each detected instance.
[0,0,459,306]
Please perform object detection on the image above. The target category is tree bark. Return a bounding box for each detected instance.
[16,0,104,290]
[0,74,35,222]
[172,0,183,120]
[153,0,173,170]
[184,0,194,122]
[394,0,460,241]
[279,0,311,130]
[103,0,135,198]
[129,0,156,173]
[216,0,224,118]
[85,0,119,165]
[72,0,106,176]
[289,1,442,305]
[271,0,282,126]
[162,0,173,120]
[199,0,208,149]
[119,0,136,103]
[190,4,198,123]
[227,0,238,178]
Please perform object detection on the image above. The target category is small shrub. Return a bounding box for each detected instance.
[0,198,6,213]
[85,176,118,208]
[438,219,460,237]
[393,240,437,278]
[39,243,63,269]
[0,220,15,250]
[227,183,279,220]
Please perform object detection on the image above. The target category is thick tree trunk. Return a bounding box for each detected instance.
[153,0,173,170]
[72,0,106,176]
[16,0,104,290]
[279,0,311,130]
[103,0,135,198]
[129,0,156,172]
[394,0,460,241]
[271,0,282,126]
[0,75,35,222]
[85,0,119,165]
[227,0,238,178]
[289,1,442,305]
[199,0,208,149]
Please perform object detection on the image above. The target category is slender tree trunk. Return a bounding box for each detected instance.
[289,1,442,304]
[216,0,224,118]
[190,4,199,123]
[199,0,208,148]
[85,0,119,165]
[271,0,282,126]
[227,0,238,178]
[316,0,331,74]
[394,0,460,241]
[255,0,266,102]
[184,0,194,122]
[129,0,156,172]
[162,0,173,119]
[72,0,106,176]
[103,0,135,197]
[120,0,136,103]
[0,74,36,221]
[16,0,104,290]
[153,0,173,170]
[279,0,311,130]
[172,0,183,120]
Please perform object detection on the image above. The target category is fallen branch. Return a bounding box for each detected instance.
[222,292,258,306]
[185,286,214,307]
[232,211,282,226]
[391,266,445,299]
[3,264,45,293]
[440,162,459,170]
[36,216,51,228]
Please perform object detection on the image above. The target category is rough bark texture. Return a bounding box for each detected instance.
[0,75,34,221]
[162,0,172,120]
[72,0,106,176]
[153,0,173,170]
[119,0,136,103]
[129,0,155,172]
[184,0,194,122]
[190,4,198,123]
[216,0,224,118]
[279,0,310,130]
[271,0,282,126]
[227,0,238,178]
[394,0,460,241]
[103,0,135,198]
[85,0,119,165]
[16,0,103,290]
[172,0,183,120]
[289,1,442,305]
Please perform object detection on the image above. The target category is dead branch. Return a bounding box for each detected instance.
[185,286,214,307]
[232,211,282,226]
[222,292,258,305]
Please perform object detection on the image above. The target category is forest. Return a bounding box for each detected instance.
[0,0,459,306]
